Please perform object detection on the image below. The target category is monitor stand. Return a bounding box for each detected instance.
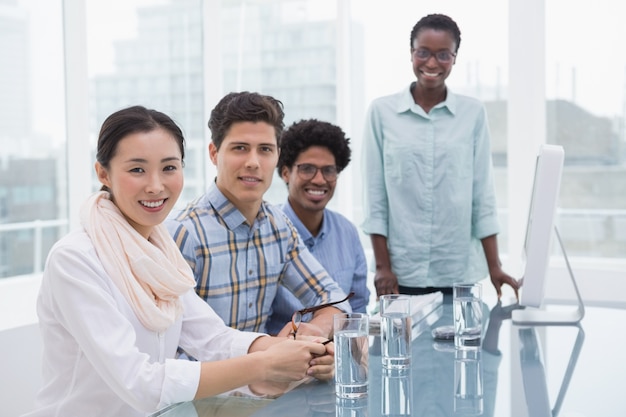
[512,227,586,326]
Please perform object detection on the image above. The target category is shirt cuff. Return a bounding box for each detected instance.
[159,359,202,407]
[473,217,500,240]
[231,332,268,357]
[361,218,387,237]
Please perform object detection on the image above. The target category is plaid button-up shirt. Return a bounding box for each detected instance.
[167,183,350,333]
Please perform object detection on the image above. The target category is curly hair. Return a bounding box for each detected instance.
[208,91,285,149]
[410,13,462,52]
[277,119,351,175]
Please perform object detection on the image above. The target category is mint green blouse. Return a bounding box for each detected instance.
[362,84,500,287]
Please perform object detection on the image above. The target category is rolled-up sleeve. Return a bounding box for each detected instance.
[471,107,500,239]
[178,290,266,361]
[159,359,201,407]
[362,100,389,237]
[281,227,351,313]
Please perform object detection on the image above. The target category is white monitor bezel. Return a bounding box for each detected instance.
[519,144,564,308]
[512,144,585,325]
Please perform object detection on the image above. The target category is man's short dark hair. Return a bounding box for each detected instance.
[277,119,351,174]
[208,91,285,149]
[410,13,462,52]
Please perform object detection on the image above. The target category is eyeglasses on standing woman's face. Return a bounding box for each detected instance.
[411,47,456,64]
[291,292,355,339]
[295,163,339,182]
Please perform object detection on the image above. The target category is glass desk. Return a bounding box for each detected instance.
[151,299,626,417]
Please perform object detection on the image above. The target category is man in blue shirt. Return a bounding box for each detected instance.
[362,14,519,299]
[267,119,370,335]
[167,92,350,339]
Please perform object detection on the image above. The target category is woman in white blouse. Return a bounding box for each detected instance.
[24,106,333,417]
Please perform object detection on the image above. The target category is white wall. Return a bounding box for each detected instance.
[0,275,41,331]
[0,324,42,417]
[0,275,43,417]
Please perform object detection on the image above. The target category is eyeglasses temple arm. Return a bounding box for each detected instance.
[298,292,355,315]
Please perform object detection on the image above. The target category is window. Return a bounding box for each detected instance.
[0,0,67,278]
[546,0,626,259]
[1,0,623,281]
[86,0,205,206]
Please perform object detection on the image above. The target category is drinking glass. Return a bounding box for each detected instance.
[380,294,411,368]
[453,283,482,349]
[334,313,369,399]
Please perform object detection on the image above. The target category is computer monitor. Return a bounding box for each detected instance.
[511,144,585,325]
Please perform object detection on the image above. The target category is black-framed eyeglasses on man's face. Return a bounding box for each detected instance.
[412,47,456,64]
[291,292,355,339]
[295,163,339,182]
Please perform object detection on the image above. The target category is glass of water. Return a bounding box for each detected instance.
[453,283,483,349]
[380,294,411,369]
[334,313,369,399]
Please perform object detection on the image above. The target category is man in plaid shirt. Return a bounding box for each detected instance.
[167,92,351,339]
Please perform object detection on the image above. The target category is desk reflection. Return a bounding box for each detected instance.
[516,324,585,417]
[251,380,336,417]
[335,397,368,417]
[368,299,517,417]
[381,367,412,416]
[454,349,483,415]
[151,300,520,417]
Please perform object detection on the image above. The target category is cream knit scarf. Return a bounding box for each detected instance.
[80,191,196,332]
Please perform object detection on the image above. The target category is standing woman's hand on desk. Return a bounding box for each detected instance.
[482,234,520,300]
[488,266,520,301]
[371,234,399,297]
[374,267,399,297]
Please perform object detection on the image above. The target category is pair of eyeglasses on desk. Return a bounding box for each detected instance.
[290,292,355,341]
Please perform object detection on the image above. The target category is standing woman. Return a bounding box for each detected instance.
[362,14,519,299]
[24,106,330,417]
